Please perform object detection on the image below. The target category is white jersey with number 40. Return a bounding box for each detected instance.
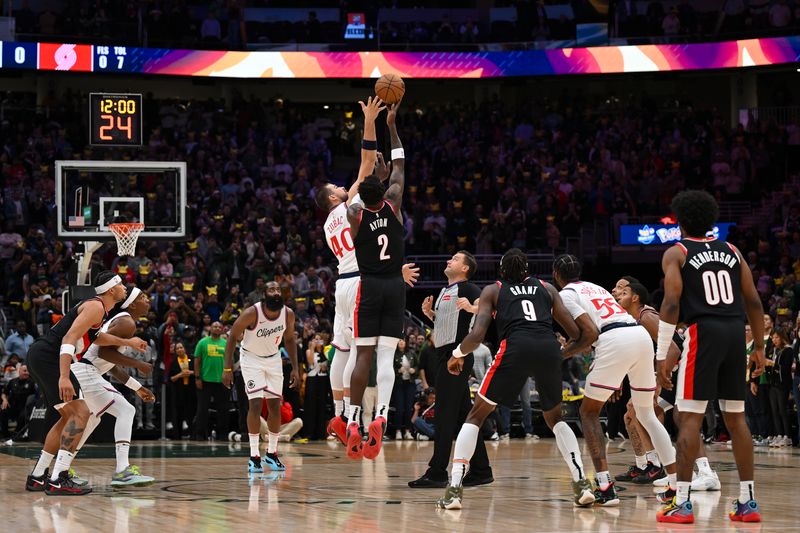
[324,196,361,275]
[559,281,636,331]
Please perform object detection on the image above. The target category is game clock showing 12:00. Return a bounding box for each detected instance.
[89,93,143,146]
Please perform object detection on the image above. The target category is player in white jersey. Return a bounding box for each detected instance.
[223,281,299,473]
[70,285,156,486]
[553,255,677,506]
[315,96,418,444]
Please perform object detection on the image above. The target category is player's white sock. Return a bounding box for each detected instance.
[32,450,54,477]
[267,432,279,455]
[76,415,101,451]
[676,481,691,504]
[668,472,677,490]
[635,454,647,470]
[740,481,754,502]
[450,423,479,487]
[343,397,350,420]
[375,403,389,420]
[249,433,260,458]
[552,421,585,482]
[115,442,130,472]
[50,450,75,480]
[596,471,612,490]
[348,405,362,427]
[334,400,344,417]
[695,456,712,475]
[645,450,661,467]
[376,338,399,406]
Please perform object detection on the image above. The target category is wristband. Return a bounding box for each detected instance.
[452,345,466,359]
[656,320,677,361]
[223,368,233,372]
[362,139,377,150]
[60,344,76,357]
[391,148,405,160]
[125,376,142,391]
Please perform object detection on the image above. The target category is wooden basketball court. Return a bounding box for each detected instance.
[2,438,798,532]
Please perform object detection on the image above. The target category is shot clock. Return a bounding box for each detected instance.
[89,93,143,146]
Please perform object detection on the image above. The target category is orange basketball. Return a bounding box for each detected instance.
[374,73,405,105]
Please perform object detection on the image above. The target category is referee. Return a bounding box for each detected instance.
[408,251,493,488]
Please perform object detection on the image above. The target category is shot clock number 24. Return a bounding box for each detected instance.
[89,93,143,146]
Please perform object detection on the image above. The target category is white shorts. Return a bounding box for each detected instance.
[240,351,283,400]
[70,362,122,417]
[332,275,360,351]
[584,325,657,404]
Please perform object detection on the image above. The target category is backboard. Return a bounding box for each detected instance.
[55,160,187,241]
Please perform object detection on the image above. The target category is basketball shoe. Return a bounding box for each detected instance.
[261,453,285,471]
[656,487,676,504]
[345,422,363,459]
[572,478,596,507]
[248,456,263,473]
[691,470,721,491]
[362,416,386,460]
[67,468,89,487]
[632,462,664,484]
[45,470,92,496]
[657,499,694,523]
[327,415,347,445]
[25,468,49,492]
[614,465,645,482]
[593,481,620,506]
[729,499,762,522]
[111,465,155,487]
[435,486,463,510]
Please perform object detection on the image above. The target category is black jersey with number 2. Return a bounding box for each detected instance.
[677,237,744,324]
[354,200,404,277]
[495,277,554,340]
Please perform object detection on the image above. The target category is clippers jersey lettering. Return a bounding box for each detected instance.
[354,201,404,277]
[677,238,744,323]
[560,281,635,330]
[324,202,358,275]
[494,277,554,339]
[82,312,131,374]
[241,304,286,357]
[36,296,107,358]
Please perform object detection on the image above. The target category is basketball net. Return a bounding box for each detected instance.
[109,222,144,257]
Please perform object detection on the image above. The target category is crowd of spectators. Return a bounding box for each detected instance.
[14,1,800,52]
[0,84,799,443]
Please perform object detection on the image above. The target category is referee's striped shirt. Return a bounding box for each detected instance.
[432,281,481,349]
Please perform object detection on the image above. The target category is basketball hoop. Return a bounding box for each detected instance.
[109,222,144,256]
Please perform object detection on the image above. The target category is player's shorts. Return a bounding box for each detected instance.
[353,275,406,340]
[477,334,563,411]
[240,350,283,400]
[332,273,360,351]
[677,318,746,403]
[584,324,656,404]
[26,340,81,410]
[70,361,122,417]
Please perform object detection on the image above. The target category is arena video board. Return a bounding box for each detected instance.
[619,223,735,246]
[0,36,799,79]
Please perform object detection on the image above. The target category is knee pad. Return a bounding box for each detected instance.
[676,399,708,414]
[719,400,745,413]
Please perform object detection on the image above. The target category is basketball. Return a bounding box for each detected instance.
[375,73,405,104]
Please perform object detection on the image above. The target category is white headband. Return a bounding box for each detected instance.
[95,275,122,294]
[121,287,141,309]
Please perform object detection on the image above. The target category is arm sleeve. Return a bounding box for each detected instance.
[559,289,588,320]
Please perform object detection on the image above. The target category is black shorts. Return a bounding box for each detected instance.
[478,334,563,411]
[26,340,80,408]
[353,275,406,339]
[678,318,746,402]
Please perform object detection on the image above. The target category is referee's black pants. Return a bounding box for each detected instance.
[426,346,492,480]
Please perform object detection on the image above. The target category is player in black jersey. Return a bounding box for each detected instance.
[656,191,765,524]
[344,100,405,460]
[25,271,148,495]
[435,249,597,510]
